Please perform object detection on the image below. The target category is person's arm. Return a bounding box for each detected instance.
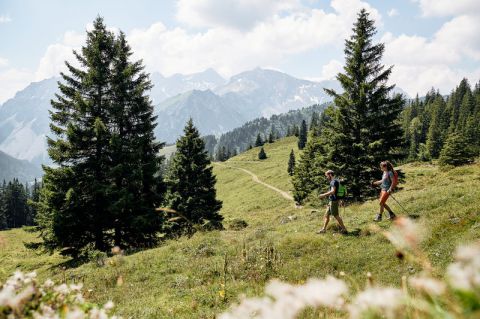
[387,171,394,193]
[319,186,336,199]
[372,180,382,186]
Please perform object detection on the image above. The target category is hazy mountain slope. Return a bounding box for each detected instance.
[0,77,58,164]
[154,90,247,142]
[0,150,42,182]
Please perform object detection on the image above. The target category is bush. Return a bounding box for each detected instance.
[228,218,248,230]
[258,147,267,160]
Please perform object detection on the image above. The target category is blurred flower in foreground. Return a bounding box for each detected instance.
[0,270,119,318]
[409,276,446,296]
[349,287,404,319]
[219,276,347,319]
[447,241,480,291]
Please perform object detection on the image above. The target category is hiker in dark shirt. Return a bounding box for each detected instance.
[317,170,348,234]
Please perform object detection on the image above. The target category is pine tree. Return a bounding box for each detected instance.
[36,17,165,256]
[258,147,267,160]
[310,112,319,131]
[439,132,475,166]
[254,133,264,147]
[426,96,446,158]
[293,125,300,137]
[268,130,274,143]
[287,149,296,176]
[323,9,404,199]
[166,119,223,235]
[0,181,7,230]
[293,106,337,203]
[297,120,307,150]
[107,31,165,247]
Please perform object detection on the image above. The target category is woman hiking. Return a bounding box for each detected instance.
[372,161,397,222]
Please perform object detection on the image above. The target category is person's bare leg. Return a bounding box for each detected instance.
[318,207,330,233]
[334,215,347,232]
[322,214,330,231]
[384,203,392,213]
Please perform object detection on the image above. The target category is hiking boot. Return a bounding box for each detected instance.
[316,229,327,234]
[388,212,397,220]
[373,214,382,222]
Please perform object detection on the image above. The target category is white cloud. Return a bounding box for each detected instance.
[0,57,8,68]
[320,59,344,80]
[129,0,380,77]
[0,68,34,104]
[382,0,480,96]
[387,8,398,17]
[34,31,85,81]
[414,0,480,17]
[0,14,12,23]
[176,0,300,30]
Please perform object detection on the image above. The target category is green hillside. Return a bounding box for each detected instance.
[1,136,479,318]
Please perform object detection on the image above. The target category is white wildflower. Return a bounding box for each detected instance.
[447,242,480,291]
[349,287,404,319]
[384,217,423,251]
[43,279,55,288]
[0,285,16,305]
[220,276,347,319]
[409,276,446,296]
[54,283,70,295]
[74,293,85,303]
[7,285,36,312]
[103,301,115,311]
[66,308,85,319]
[70,283,83,292]
[89,308,109,319]
[24,271,37,284]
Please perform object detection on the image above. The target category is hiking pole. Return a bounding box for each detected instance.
[389,194,411,215]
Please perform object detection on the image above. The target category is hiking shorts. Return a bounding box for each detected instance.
[379,190,390,205]
[326,200,339,216]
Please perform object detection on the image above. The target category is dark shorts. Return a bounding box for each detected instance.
[326,200,339,216]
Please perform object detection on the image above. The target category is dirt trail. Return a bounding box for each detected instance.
[214,162,294,201]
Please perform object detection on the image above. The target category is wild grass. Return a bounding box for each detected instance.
[1,137,479,318]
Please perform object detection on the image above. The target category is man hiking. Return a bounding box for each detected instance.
[317,170,348,234]
[372,161,397,221]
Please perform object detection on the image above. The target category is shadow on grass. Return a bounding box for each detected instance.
[345,228,362,237]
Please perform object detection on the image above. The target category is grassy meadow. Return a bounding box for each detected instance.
[1,136,480,318]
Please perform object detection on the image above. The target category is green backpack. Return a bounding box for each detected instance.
[336,179,347,199]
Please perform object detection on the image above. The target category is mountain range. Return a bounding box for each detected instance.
[0,150,42,183]
[0,68,343,165]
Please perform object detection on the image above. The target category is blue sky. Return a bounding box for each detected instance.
[0,0,479,103]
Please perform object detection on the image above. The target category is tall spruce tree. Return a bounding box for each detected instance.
[107,32,165,247]
[297,120,307,150]
[166,119,223,235]
[0,181,7,229]
[310,112,319,131]
[439,132,475,167]
[254,133,264,147]
[287,149,296,176]
[36,17,165,256]
[323,9,404,199]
